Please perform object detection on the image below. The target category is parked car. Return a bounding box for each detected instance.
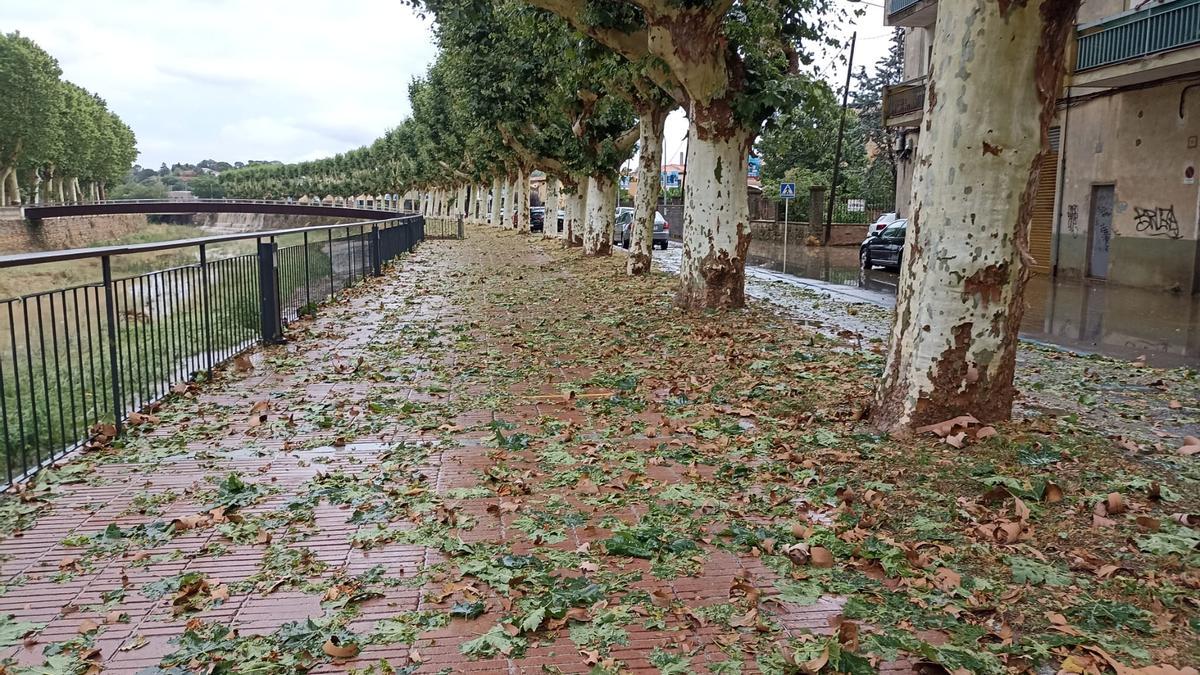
[613,209,670,250]
[867,212,899,238]
[556,210,564,232]
[860,219,907,272]
[530,206,546,232]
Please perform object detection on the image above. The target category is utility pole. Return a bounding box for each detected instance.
[679,132,689,205]
[826,31,857,244]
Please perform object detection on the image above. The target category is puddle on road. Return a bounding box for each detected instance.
[746,238,1200,369]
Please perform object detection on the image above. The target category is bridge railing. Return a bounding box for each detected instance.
[0,214,424,490]
[22,197,405,212]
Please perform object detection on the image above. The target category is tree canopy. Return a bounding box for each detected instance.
[0,32,137,204]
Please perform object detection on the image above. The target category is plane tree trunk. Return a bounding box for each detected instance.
[562,177,586,247]
[490,177,502,227]
[516,166,531,233]
[545,177,560,239]
[676,115,753,309]
[583,174,615,256]
[629,106,667,275]
[874,0,1079,432]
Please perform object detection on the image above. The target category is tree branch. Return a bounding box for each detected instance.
[615,123,641,155]
[498,124,569,176]
[526,0,651,62]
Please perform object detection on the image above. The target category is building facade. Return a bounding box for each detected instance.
[883,0,1200,292]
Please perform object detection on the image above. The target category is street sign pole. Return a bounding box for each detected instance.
[779,182,796,274]
[783,199,789,274]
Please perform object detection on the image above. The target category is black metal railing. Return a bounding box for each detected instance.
[0,215,424,490]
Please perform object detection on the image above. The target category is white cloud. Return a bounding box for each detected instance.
[4,0,887,170]
[2,0,437,167]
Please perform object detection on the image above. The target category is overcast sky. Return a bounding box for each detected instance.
[3,0,890,170]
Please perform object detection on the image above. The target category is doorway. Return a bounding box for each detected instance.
[1088,185,1114,280]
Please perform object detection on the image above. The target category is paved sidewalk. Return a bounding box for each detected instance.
[0,226,1195,674]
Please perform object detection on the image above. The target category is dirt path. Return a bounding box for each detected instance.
[0,226,1195,674]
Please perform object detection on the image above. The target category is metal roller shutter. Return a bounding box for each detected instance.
[1027,127,1061,274]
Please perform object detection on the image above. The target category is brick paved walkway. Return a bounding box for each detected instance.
[0,227,917,673]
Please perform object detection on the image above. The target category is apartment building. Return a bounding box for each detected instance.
[883,0,1200,292]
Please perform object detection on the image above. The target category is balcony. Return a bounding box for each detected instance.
[885,0,937,27]
[1075,0,1200,86]
[882,76,928,127]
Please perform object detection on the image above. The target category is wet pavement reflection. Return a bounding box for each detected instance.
[746,238,1200,369]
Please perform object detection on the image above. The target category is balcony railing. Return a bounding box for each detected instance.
[1077,0,1200,71]
[886,0,922,16]
[883,76,928,124]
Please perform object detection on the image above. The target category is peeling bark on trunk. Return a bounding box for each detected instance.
[629,108,667,275]
[490,178,502,228]
[874,0,1080,432]
[545,177,560,239]
[676,122,753,310]
[562,180,586,248]
[583,175,615,256]
[0,168,8,206]
[500,178,510,227]
[4,168,22,205]
[516,167,531,234]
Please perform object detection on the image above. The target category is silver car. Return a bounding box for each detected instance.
[613,209,670,250]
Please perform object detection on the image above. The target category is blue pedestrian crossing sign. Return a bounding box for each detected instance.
[780,183,797,199]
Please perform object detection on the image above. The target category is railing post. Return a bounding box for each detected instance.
[303,231,311,311]
[100,256,123,434]
[256,240,283,344]
[200,244,213,376]
[371,224,383,276]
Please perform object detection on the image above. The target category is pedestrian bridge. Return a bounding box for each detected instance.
[20,198,404,223]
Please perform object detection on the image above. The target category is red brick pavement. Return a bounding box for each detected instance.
[0,228,915,673]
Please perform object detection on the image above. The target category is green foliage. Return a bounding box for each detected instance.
[0,34,137,204]
[209,472,268,512]
[1007,556,1074,587]
[460,625,526,658]
[0,613,42,647]
[1068,599,1154,634]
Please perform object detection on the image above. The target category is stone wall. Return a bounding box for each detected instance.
[0,214,150,255]
[659,206,866,247]
[749,220,867,247]
[190,212,359,232]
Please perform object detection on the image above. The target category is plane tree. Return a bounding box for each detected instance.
[873,0,1080,432]
[428,0,640,250]
[519,0,839,308]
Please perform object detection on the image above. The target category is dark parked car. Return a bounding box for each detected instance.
[613,209,670,250]
[530,206,546,232]
[860,219,907,272]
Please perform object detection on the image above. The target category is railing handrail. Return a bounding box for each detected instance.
[0,214,420,270]
[23,197,405,210]
[886,74,929,91]
[1078,0,1199,32]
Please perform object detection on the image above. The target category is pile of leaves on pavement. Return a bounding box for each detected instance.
[0,227,1195,674]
